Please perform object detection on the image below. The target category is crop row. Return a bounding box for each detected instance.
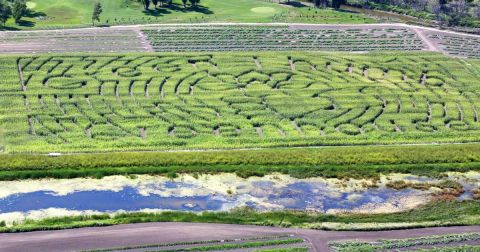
[428,33,480,58]
[142,26,426,52]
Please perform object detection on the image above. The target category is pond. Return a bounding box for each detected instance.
[0,173,478,224]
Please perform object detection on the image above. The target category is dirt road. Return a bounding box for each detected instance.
[1,222,479,252]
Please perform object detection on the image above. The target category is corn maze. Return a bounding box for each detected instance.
[1,52,480,153]
[143,26,426,52]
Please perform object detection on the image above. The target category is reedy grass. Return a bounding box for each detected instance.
[1,201,479,233]
[1,144,480,180]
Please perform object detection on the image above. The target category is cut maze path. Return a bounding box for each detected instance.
[0,23,478,58]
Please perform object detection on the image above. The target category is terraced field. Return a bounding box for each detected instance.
[1,52,480,153]
[427,33,480,58]
[142,26,426,52]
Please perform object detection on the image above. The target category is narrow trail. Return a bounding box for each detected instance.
[412,27,438,51]
[0,222,479,252]
[136,28,155,52]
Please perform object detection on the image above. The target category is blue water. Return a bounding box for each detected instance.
[0,187,226,213]
[0,181,421,214]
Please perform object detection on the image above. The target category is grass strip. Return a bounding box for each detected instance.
[150,238,304,252]
[1,201,479,233]
[1,144,480,180]
[82,235,293,252]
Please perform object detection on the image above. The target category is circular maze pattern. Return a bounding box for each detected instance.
[1,53,480,152]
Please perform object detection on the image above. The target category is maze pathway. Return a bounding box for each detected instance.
[1,53,479,152]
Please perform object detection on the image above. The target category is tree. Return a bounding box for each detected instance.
[182,0,187,8]
[475,6,480,18]
[0,0,10,27]
[314,0,328,7]
[141,0,151,10]
[189,0,200,7]
[445,0,469,25]
[92,2,102,26]
[12,0,27,24]
[331,0,346,8]
[152,0,158,8]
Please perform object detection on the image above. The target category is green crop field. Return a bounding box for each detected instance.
[142,26,425,52]
[3,0,373,30]
[0,51,480,153]
[428,34,480,58]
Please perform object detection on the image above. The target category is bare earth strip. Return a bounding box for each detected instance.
[0,222,479,252]
[0,23,479,57]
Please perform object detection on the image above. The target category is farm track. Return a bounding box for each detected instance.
[0,23,478,57]
[0,222,479,252]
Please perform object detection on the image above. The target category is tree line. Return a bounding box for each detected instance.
[312,0,346,9]
[309,0,480,27]
[138,0,201,10]
[0,0,27,27]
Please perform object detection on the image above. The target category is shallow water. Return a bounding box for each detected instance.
[0,183,417,213]
[0,173,478,224]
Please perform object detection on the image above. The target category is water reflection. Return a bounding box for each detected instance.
[0,173,477,224]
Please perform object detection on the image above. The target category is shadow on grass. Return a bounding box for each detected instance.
[25,10,47,19]
[143,3,214,16]
[0,26,20,31]
[17,19,36,28]
[281,1,310,8]
[143,7,172,17]
[336,7,361,14]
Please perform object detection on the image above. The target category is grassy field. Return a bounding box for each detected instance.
[1,52,480,153]
[2,0,373,30]
[1,144,480,180]
[1,201,479,232]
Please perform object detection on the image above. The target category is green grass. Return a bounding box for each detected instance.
[1,52,480,153]
[2,0,373,30]
[1,201,479,233]
[1,144,480,180]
